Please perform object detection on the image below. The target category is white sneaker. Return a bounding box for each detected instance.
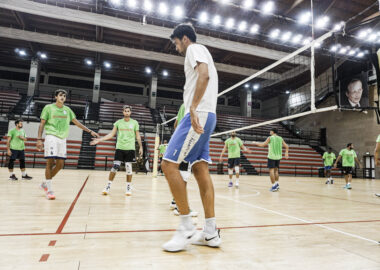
[192,228,221,248]
[125,185,132,196]
[235,182,239,188]
[162,225,196,252]
[170,200,177,210]
[173,208,198,217]
[102,185,110,195]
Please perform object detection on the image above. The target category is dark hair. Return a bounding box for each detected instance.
[347,143,353,148]
[170,23,197,42]
[328,147,332,151]
[271,128,278,134]
[15,119,22,125]
[55,89,67,96]
[346,78,362,93]
[123,105,132,111]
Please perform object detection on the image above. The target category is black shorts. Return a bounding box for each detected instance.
[342,167,354,175]
[179,162,189,172]
[228,158,240,168]
[114,149,136,163]
[267,158,280,169]
[10,149,25,160]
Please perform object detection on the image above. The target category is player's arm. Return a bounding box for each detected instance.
[354,156,362,168]
[282,140,289,159]
[254,137,270,147]
[18,134,27,141]
[72,118,99,138]
[241,144,252,154]
[174,119,178,130]
[375,142,380,167]
[37,119,46,151]
[6,136,11,156]
[90,126,117,145]
[334,155,342,168]
[136,130,143,157]
[219,144,227,162]
[190,62,209,134]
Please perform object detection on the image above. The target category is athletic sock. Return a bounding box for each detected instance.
[22,171,26,177]
[204,217,216,234]
[107,181,112,187]
[10,173,14,177]
[273,181,279,187]
[46,179,52,192]
[180,214,194,230]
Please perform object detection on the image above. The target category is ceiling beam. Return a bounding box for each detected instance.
[0,0,309,65]
[0,26,281,80]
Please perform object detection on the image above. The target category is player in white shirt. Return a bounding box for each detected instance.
[161,23,221,252]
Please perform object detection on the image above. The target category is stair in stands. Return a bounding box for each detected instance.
[0,120,9,138]
[11,94,32,117]
[240,153,258,175]
[77,127,99,169]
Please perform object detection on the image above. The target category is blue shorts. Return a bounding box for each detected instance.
[324,166,332,170]
[163,112,216,165]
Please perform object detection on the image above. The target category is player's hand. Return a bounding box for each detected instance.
[90,131,100,138]
[139,148,143,157]
[333,163,337,168]
[90,138,100,146]
[36,140,43,151]
[285,152,289,159]
[190,108,204,134]
[376,160,380,167]
[219,157,223,163]
[7,149,12,156]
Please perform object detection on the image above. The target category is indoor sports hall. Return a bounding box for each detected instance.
[0,0,379,269]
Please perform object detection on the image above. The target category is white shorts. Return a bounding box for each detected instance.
[44,135,67,159]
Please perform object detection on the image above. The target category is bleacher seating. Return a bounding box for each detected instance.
[216,113,293,140]
[0,90,21,114]
[0,136,82,169]
[144,135,343,177]
[99,102,155,129]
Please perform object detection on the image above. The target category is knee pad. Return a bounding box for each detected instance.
[125,162,133,175]
[111,161,121,172]
[228,168,233,175]
[8,159,15,170]
[20,159,26,169]
[235,166,240,174]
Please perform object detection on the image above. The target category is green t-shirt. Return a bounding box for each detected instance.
[225,137,243,159]
[322,152,336,166]
[40,104,76,139]
[177,104,185,125]
[114,118,139,150]
[268,135,283,160]
[159,144,167,155]
[339,148,357,167]
[7,128,26,150]
[377,135,380,143]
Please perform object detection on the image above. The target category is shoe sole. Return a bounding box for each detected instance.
[125,193,132,196]
[102,192,109,195]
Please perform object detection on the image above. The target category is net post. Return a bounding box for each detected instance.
[152,124,160,180]
[310,0,316,112]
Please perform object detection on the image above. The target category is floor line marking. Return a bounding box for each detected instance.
[0,219,379,237]
[39,254,49,262]
[56,175,89,234]
[216,193,379,244]
[48,240,56,246]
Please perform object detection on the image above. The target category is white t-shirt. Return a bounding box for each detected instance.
[183,44,218,114]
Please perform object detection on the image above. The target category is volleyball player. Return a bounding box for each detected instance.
[334,143,362,189]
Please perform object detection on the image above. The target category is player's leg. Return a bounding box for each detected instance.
[8,153,16,180]
[227,158,234,187]
[102,158,121,195]
[234,158,240,188]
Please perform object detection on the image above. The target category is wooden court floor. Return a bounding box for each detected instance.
[0,167,380,270]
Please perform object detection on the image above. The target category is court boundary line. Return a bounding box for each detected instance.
[216,194,379,244]
[0,219,379,238]
[56,175,89,233]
